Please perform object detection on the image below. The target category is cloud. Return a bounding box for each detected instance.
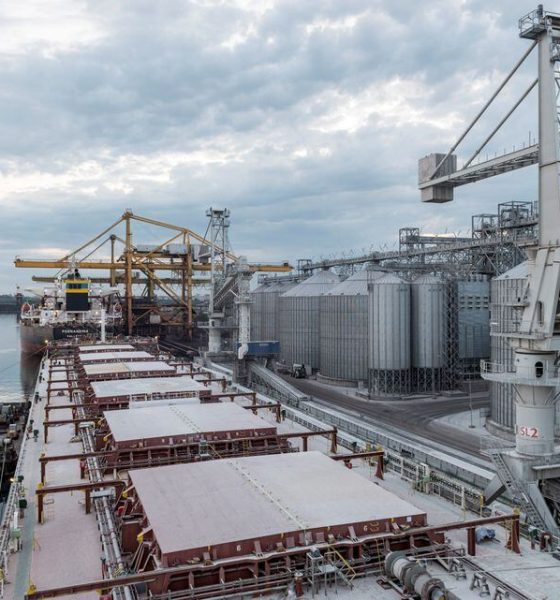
[0,0,541,292]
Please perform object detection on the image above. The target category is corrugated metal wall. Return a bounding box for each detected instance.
[319,270,369,382]
[411,275,446,369]
[251,281,297,342]
[369,273,411,370]
[279,271,339,369]
[410,275,449,392]
[488,262,528,436]
[368,273,411,395]
[458,279,490,369]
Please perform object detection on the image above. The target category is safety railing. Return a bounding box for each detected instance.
[519,8,547,38]
[480,360,560,386]
[0,357,46,595]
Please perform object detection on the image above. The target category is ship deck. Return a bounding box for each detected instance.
[78,351,153,363]
[89,375,207,399]
[1,348,559,600]
[104,402,277,443]
[82,361,175,377]
[77,344,135,352]
[128,452,425,561]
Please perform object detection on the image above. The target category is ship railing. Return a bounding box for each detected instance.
[0,356,43,592]
[127,391,199,404]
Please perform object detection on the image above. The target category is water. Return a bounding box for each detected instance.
[0,314,40,403]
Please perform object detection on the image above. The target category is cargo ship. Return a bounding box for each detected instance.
[0,335,548,600]
[19,271,122,354]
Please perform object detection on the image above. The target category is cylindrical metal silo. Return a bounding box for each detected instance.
[279,270,339,370]
[251,280,298,342]
[411,274,447,393]
[486,261,529,440]
[368,273,411,396]
[318,269,371,386]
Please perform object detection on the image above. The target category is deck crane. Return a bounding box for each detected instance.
[419,6,560,533]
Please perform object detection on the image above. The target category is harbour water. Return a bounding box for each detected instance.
[0,314,40,404]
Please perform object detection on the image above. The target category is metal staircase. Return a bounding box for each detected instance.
[490,450,558,534]
[306,546,355,596]
[324,546,356,588]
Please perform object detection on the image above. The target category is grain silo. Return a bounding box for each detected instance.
[457,277,491,376]
[411,274,447,393]
[486,261,529,439]
[251,279,298,342]
[368,273,411,396]
[319,269,371,385]
[278,270,339,370]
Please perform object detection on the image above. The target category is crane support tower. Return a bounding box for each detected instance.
[419,6,560,533]
[15,210,291,345]
[203,208,258,383]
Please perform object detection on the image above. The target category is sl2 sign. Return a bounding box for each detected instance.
[518,426,540,439]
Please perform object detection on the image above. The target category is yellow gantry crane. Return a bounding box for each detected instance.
[15,210,291,336]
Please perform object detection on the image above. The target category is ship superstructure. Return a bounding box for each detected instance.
[20,271,122,354]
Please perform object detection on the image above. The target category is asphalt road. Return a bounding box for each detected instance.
[283,376,491,461]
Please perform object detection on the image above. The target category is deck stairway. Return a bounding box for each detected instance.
[306,546,355,595]
[324,546,356,588]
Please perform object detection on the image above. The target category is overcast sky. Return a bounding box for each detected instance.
[0,0,541,292]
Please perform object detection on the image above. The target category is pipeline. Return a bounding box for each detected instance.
[75,389,133,600]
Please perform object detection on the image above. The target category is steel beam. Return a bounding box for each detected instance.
[43,417,99,442]
[36,480,126,523]
[419,145,538,192]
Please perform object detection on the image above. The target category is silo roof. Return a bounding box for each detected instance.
[281,270,339,297]
[324,269,369,296]
[412,274,443,284]
[371,272,406,285]
[251,283,269,294]
[495,261,529,280]
[269,279,299,293]
[251,279,299,294]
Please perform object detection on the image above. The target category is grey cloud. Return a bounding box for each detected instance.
[0,0,543,292]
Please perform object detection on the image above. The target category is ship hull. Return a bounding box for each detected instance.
[20,322,104,355]
[20,323,52,355]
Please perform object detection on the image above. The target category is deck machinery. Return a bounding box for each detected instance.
[420,6,560,533]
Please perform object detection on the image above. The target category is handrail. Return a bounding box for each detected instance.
[480,360,560,386]
[0,356,44,594]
